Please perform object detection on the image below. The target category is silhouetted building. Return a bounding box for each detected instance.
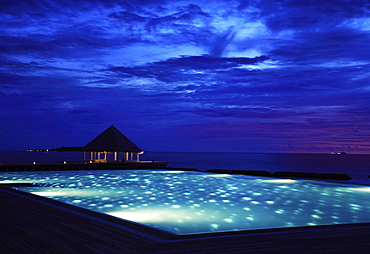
[80,125,143,162]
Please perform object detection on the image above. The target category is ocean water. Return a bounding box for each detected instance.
[1,151,370,184]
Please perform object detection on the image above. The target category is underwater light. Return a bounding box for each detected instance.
[107,208,208,223]
[31,188,102,197]
[346,187,370,193]
[157,171,184,173]
[204,174,231,177]
[31,191,66,196]
[0,180,30,184]
[257,179,297,183]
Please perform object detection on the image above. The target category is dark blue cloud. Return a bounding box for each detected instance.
[1,0,370,153]
[270,28,370,64]
[248,0,370,30]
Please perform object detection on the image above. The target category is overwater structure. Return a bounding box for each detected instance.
[80,125,143,163]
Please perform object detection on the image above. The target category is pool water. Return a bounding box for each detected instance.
[1,170,370,235]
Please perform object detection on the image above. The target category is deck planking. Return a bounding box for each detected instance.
[0,187,165,254]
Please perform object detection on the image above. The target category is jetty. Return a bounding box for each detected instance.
[0,125,168,172]
[0,161,168,172]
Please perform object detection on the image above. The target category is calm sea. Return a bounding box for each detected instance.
[1,151,370,185]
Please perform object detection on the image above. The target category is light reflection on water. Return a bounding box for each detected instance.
[1,170,370,235]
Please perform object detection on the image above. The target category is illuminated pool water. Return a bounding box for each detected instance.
[1,170,370,235]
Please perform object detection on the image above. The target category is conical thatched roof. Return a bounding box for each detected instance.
[81,125,142,152]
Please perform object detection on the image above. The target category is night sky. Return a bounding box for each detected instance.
[1,0,370,153]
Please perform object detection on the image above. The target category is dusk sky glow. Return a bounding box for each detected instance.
[1,0,370,153]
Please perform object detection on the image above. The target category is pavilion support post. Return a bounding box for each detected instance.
[136,153,140,162]
[125,152,128,161]
[114,152,117,161]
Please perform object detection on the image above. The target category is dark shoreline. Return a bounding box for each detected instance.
[206,169,352,180]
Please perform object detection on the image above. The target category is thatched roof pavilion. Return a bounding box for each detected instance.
[80,125,143,162]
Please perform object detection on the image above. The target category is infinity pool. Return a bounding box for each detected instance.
[2,170,370,235]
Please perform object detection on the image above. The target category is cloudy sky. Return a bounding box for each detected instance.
[1,0,370,153]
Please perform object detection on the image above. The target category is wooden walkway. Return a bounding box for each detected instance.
[0,161,168,172]
[2,186,370,253]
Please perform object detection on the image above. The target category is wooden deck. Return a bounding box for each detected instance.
[0,161,168,172]
[2,185,370,253]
